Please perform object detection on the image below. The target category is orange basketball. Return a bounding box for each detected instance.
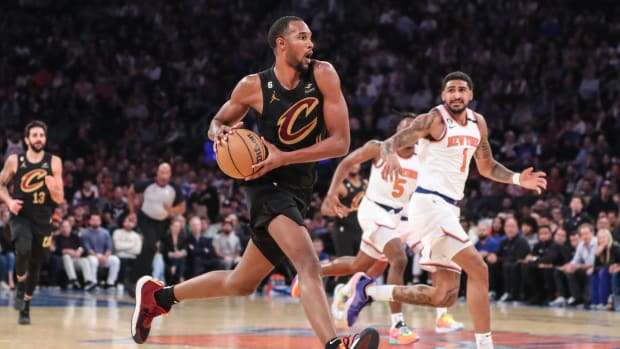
[216,129,267,179]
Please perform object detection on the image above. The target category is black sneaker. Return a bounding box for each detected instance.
[14,282,25,311]
[84,281,97,291]
[69,280,82,290]
[19,300,30,325]
[343,327,380,349]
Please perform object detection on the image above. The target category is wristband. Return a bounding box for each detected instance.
[512,173,521,185]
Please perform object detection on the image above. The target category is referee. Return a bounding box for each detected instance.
[126,163,185,295]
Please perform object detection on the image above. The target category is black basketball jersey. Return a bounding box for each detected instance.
[335,178,367,227]
[12,152,56,222]
[255,61,327,191]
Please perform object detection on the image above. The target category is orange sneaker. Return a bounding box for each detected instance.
[389,321,419,345]
[435,313,464,333]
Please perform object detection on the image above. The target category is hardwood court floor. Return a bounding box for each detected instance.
[1,288,619,349]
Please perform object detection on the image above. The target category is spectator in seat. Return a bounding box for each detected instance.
[557,223,597,306]
[161,219,188,284]
[521,225,558,305]
[52,220,96,290]
[82,213,120,288]
[112,214,142,286]
[486,217,530,302]
[213,217,241,270]
[588,229,620,310]
[475,219,502,299]
[564,196,593,235]
[186,216,221,278]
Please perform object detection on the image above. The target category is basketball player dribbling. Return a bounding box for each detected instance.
[343,71,547,349]
[131,16,379,349]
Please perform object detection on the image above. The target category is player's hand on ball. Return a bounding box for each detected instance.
[245,137,283,180]
[213,122,244,153]
[381,153,401,182]
[519,167,547,195]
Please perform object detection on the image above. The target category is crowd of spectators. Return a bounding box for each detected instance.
[0,0,620,309]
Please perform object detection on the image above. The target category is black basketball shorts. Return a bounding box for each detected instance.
[245,183,309,266]
[9,215,53,258]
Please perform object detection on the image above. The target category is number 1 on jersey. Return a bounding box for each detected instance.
[460,148,468,173]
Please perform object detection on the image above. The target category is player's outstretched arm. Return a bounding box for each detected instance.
[380,111,438,181]
[473,114,547,194]
[322,140,381,218]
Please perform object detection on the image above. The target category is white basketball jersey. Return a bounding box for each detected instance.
[416,104,481,200]
[365,151,419,208]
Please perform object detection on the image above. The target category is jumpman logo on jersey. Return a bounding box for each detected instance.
[270,91,280,104]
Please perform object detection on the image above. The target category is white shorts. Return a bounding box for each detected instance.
[407,192,472,273]
[357,197,402,260]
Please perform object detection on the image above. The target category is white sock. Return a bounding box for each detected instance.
[390,312,404,328]
[365,285,394,301]
[436,307,447,319]
[475,332,494,349]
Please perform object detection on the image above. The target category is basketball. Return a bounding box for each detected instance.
[216,129,267,179]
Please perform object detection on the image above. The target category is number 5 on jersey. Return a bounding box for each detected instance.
[392,177,406,198]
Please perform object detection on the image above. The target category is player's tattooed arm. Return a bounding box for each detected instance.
[380,111,437,181]
[380,112,435,158]
[474,137,514,183]
[473,113,547,194]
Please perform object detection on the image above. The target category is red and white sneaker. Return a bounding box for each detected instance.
[131,276,171,344]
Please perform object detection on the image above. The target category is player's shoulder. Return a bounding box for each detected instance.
[5,153,18,163]
[3,153,19,168]
[470,110,488,129]
[237,73,262,90]
[50,153,62,163]
[311,59,337,77]
[471,110,486,121]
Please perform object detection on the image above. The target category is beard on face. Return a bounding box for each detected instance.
[28,142,45,153]
[446,102,467,114]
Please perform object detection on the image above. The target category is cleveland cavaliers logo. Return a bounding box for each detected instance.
[21,169,46,193]
[277,97,319,145]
